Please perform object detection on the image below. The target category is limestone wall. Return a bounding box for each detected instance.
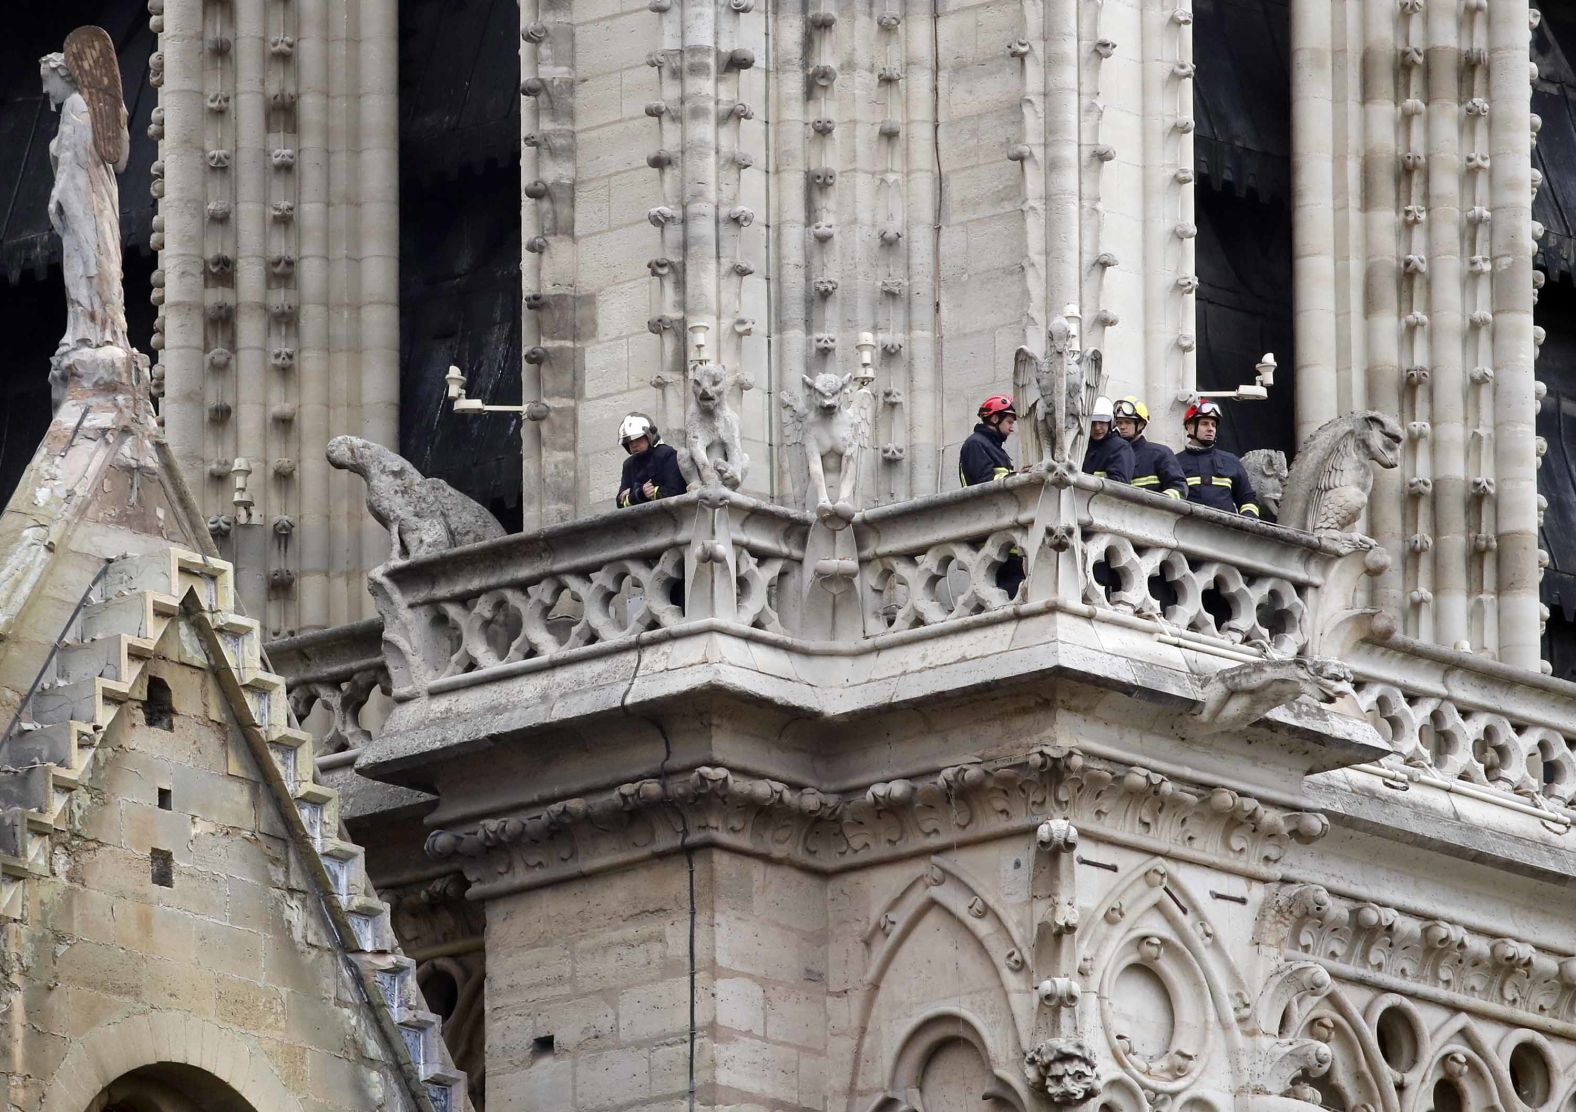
[2,654,412,1111]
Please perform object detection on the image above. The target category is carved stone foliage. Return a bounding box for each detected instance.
[1024,1038,1101,1104]
[425,748,1328,899]
[1264,884,1576,1026]
[1355,681,1576,808]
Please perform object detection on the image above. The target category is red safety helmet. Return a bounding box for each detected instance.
[978,394,1018,422]
[1183,399,1223,432]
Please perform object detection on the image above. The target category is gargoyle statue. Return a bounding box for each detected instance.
[1016,318,1087,464]
[1193,657,1357,734]
[783,371,870,526]
[677,360,749,490]
[1279,412,1403,534]
[1241,449,1290,519]
[326,435,505,561]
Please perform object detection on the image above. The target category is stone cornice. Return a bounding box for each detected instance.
[1264,884,1576,1033]
[424,748,1330,900]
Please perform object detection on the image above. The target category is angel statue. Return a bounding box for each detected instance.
[41,27,131,374]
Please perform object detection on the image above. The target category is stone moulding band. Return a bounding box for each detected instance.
[1266,883,1576,1036]
[423,747,1330,900]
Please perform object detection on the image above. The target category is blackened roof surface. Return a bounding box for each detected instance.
[1535,4,1576,281]
[1193,0,1291,203]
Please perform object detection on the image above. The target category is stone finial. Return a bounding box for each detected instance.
[326,436,505,562]
[1279,412,1403,535]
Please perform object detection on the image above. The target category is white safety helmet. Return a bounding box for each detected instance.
[619,413,660,449]
[1091,396,1115,424]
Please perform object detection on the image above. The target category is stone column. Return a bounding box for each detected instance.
[1488,0,1541,669]
[1290,0,1340,446]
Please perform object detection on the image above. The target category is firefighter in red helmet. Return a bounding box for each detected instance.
[959,394,1026,598]
[1177,400,1260,517]
[959,394,1019,487]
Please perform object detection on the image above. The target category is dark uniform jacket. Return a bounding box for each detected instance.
[1127,436,1187,499]
[618,442,687,507]
[1178,444,1260,516]
[959,423,1016,486]
[1082,433,1134,483]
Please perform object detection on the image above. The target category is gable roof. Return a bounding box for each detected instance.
[0,548,471,1111]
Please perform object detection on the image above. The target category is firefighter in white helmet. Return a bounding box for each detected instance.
[616,414,686,507]
[1080,395,1133,483]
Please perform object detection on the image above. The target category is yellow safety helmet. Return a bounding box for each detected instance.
[1113,396,1149,425]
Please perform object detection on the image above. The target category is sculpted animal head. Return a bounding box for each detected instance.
[801,372,852,412]
[326,434,372,475]
[1241,449,1290,514]
[1356,411,1403,469]
[690,362,728,410]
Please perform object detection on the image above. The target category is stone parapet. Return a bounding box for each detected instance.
[364,469,1383,699]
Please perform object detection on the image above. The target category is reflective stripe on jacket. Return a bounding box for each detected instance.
[618,442,687,507]
[1127,436,1187,499]
[1177,444,1260,516]
[960,423,1016,486]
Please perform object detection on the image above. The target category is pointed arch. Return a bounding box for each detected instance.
[1406,1015,1521,1112]
[1081,855,1252,1094]
[847,856,1036,1111]
[864,1010,1035,1112]
[1288,984,1397,1112]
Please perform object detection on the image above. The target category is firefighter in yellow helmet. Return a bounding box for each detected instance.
[1112,397,1186,499]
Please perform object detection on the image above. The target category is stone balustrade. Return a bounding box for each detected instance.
[267,618,387,757]
[1351,636,1576,814]
[343,468,1386,701]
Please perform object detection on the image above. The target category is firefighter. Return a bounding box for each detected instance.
[1177,400,1260,517]
[1113,397,1186,499]
[959,394,1026,598]
[1081,395,1133,483]
[959,394,1020,487]
[616,413,686,507]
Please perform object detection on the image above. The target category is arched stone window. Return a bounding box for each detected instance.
[86,1064,259,1112]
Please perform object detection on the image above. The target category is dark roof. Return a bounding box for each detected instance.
[0,6,157,283]
[399,0,521,184]
[1535,3,1576,282]
[1193,0,1291,203]
[399,163,523,529]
